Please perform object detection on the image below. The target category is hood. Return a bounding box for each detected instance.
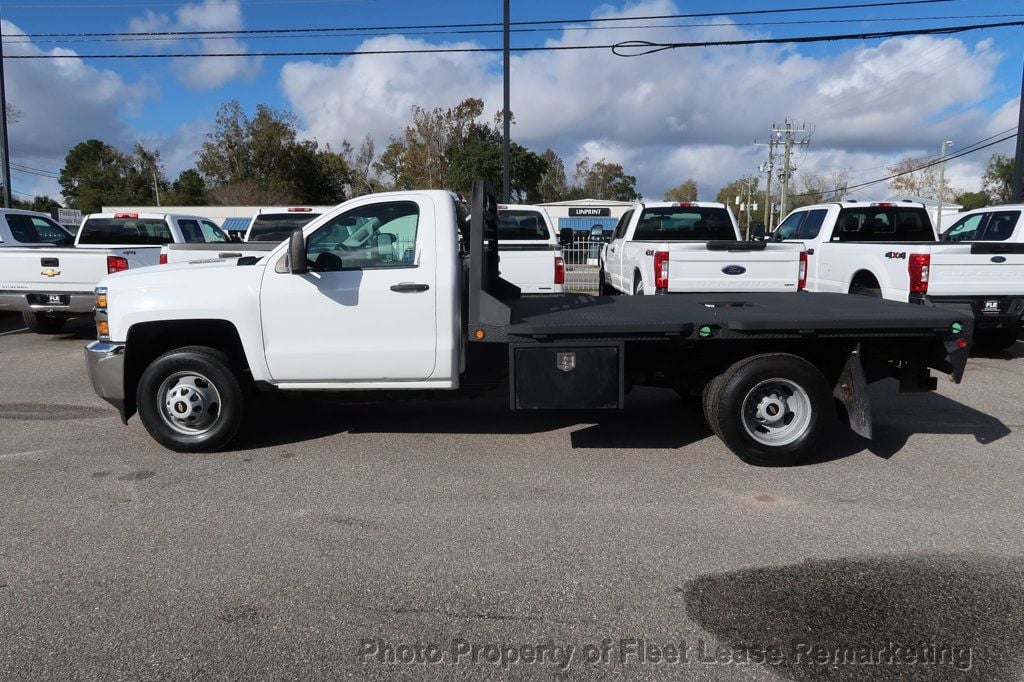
[98,256,265,292]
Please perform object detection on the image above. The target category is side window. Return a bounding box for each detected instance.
[306,201,419,271]
[774,212,805,240]
[980,211,1020,241]
[941,214,985,242]
[797,209,828,239]
[177,219,203,243]
[613,210,634,240]
[201,220,228,243]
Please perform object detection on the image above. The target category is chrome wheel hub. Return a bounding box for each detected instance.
[741,378,813,447]
[158,372,222,436]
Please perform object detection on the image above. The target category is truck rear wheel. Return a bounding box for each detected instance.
[137,346,247,453]
[703,353,832,466]
[599,269,617,295]
[22,312,67,334]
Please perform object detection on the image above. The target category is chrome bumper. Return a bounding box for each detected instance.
[0,291,96,314]
[85,341,127,421]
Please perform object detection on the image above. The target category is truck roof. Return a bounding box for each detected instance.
[788,200,927,211]
[84,212,209,221]
[254,206,334,215]
[641,201,729,209]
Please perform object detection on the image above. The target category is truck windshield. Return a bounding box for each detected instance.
[248,213,321,242]
[5,214,74,245]
[497,210,550,240]
[78,218,173,245]
[632,207,735,241]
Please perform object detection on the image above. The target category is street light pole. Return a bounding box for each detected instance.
[501,0,511,203]
[1012,53,1024,203]
[0,20,13,208]
[935,140,952,229]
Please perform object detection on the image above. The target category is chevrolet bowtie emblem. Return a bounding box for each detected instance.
[41,269,60,277]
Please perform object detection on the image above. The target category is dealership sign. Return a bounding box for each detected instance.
[568,207,611,217]
[51,208,83,227]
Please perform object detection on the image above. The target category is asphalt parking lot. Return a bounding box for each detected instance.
[1,311,1022,679]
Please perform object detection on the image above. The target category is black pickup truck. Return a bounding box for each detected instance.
[86,180,971,465]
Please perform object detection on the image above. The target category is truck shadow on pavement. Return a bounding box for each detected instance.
[238,381,1009,465]
[683,553,1023,679]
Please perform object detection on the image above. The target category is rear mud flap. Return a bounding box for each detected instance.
[834,354,872,440]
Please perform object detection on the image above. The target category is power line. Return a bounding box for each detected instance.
[7,14,1024,45]
[15,0,963,38]
[7,19,1022,60]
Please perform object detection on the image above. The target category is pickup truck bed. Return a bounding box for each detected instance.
[497,292,962,339]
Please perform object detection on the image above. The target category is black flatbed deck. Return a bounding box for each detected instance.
[493,292,965,339]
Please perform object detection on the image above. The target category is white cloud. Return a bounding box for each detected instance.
[280,0,1014,199]
[128,0,261,90]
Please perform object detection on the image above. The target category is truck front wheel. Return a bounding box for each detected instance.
[137,346,247,453]
[703,353,832,466]
[22,312,67,334]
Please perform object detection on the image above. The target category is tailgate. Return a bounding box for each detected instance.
[928,244,1024,296]
[499,246,558,292]
[0,249,107,293]
[666,244,802,292]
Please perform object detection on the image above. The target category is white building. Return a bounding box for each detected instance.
[537,198,635,236]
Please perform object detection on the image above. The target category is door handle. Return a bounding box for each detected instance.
[218,252,243,258]
[390,282,430,293]
[806,248,815,255]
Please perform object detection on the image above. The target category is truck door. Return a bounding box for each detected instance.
[605,209,633,291]
[259,196,438,382]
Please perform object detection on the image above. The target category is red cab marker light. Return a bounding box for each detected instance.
[114,212,138,219]
[287,207,313,213]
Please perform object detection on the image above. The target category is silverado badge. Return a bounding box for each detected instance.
[556,352,576,372]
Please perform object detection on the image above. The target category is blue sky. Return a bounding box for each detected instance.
[2,0,1023,202]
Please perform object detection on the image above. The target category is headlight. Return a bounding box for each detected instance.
[94,287,109,341]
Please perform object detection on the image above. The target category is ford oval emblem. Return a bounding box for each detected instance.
[991,256,1007,263]
[722,265,747,276]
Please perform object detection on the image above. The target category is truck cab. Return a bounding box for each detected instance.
[243,206,332,243]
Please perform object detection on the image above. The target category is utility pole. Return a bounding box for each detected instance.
[935,139,953,228]
[1012,53,1024,203]
[153,169,161,207]
[501,0,511,203]
[0,21,12,208]
[755,135,776,230]
[774,119,811,219]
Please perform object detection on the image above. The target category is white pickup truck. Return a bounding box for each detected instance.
[940,204,1024,242]
[0,209,74,248]
[775,200,1024,349]
[599,202,806,295]
[496,204,564,294]
[83,181,974,467]
[0,212,227,333]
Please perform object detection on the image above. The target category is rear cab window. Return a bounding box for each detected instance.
[4,214,73,245]
[943,210,1020,242]
[632,206,735,241]
[833,206,935,242]
[78,216,173,245]
[497,210,552,241]
[248,213,322,242]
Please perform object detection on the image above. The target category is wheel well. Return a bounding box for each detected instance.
[123,320,249,420]
[849,270,880,292]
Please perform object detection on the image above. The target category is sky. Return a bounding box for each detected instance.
[2,0,1023,204]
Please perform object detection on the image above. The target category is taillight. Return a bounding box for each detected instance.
[908,253,930,293]
[159,253,168,265]
[554,256,565,285]
[107,256,129,274]
[654,251,669,290]
[798,251,808,290]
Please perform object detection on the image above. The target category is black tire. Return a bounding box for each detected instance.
[633,275,644,296]
[598,268,617,296]
[136,346,247,453]
[849,281,882,298]
[703,353,833,466]
[973,326,1020,351]
[22,311,67,334]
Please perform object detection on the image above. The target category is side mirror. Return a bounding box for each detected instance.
[558,228,573,246]
[288,228,308,275]
[752,223,766,240]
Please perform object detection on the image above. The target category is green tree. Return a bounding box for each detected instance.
[447,137,548,201]
[536,148,568,202]
[664,179,698,202]
[571,158,639,201]
[12,195,62,212]
[59,139,161,213]
[954,190,990,211]
[981,154,1017,204]
[166,169,208,205]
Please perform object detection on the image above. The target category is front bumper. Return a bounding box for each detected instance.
[85,341,127,421]
[0,290,96,315]
[910,294,1024,329]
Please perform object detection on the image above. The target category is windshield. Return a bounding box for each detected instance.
[497,210,551,240]
[4,214,74,245]
[78,217,173,245]
[247,213,321,242]
[632,206,735,241]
